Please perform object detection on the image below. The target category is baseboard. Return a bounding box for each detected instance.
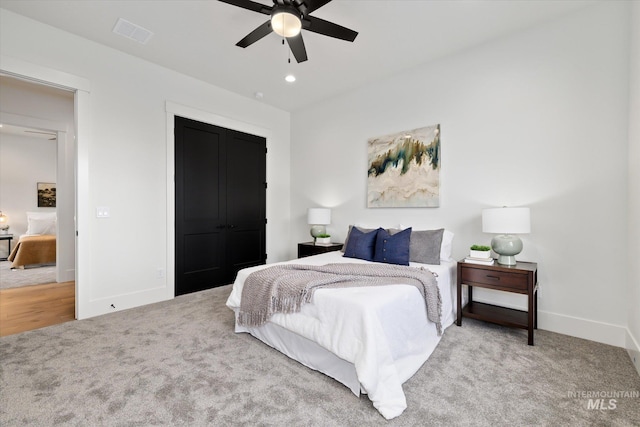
[537,310,627,348]
[461,293,629,348]
[626,329,640,377]
[77,285,169,320]
[59,268,75,283]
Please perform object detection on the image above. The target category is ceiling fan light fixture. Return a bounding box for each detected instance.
[222,0,358,64]
[271,10,302,38]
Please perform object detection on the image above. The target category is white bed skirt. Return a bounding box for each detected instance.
[235,314,362,395]
[234,307,459,398]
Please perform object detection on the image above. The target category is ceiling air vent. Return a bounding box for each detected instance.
[112,18,153,45]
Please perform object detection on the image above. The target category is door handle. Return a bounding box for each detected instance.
[228,224,237,229]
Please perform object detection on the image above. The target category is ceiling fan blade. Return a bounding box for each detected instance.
[304,0,333,14]
[236,21,274,48]
[286,33,308,63]
[306,16,357,42]
[218,0,272,15]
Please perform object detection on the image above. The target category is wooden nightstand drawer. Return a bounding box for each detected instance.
[460,266,528,291]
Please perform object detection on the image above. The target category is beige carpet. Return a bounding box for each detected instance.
[1,284,638,426]
[0,261,56,290]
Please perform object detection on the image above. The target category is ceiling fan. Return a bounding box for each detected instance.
[219,0,358,63]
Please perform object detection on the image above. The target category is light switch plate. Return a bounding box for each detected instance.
[96,207,110,218]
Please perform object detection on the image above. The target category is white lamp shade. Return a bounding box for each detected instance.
[307,208,331,225]
[482,207,530,234]
[0,211,8,233]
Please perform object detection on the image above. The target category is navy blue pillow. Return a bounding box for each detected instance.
[373,227,411,265]
[343,227,380,261]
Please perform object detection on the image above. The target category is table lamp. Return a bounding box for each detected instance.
[482,207,530,266]
[0,211,8,234]
[307,208,331,243]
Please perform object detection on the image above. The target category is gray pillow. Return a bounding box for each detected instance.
[409,229,444,265]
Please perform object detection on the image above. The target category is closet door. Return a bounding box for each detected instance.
[174,117,266,296]
[175,117,227,296]
[226,129,266,282]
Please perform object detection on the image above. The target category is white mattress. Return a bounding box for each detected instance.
[226,251,460,419]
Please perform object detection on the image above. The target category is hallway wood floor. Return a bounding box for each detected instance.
[0,281,75,337]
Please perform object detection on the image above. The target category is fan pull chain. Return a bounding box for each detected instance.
[283,37,291,64]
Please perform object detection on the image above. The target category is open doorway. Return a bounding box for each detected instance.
[0,75,76,335]
[0,124,57,286]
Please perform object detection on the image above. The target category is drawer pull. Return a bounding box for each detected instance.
[486,275,500,280]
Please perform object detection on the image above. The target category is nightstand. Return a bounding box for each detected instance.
[456,260,538,345]
[297,242,343,258]
[0,234,14,261]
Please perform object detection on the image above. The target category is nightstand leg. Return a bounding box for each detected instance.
[528,291,535,346]
[534,289,538,330]
[457,282,462,326]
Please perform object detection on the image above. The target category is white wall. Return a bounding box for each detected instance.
[0,9,291,318]
[0,133,56,252]
[627,2,640,375]
[291,2,631,347]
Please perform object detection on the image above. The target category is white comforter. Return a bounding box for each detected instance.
[226,252,458,419]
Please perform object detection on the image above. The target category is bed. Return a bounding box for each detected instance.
[226,226,463,419]
[7,211,57,268]
[8,235,56,268]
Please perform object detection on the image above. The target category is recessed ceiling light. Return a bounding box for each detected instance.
[285,74,296,83]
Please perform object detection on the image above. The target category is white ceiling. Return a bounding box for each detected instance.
[0,0,597,112]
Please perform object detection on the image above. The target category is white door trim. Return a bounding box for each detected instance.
[1,54,91,319]
[165,101,271,299]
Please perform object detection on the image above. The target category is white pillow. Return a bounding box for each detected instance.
[26,211,57,235]
[27,211,56,220]
[440,230,454,260]
[400,225,454,261]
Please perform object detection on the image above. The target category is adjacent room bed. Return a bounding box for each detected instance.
[7,211,57,269]
[8,235,56,268]
[226,226,463,420]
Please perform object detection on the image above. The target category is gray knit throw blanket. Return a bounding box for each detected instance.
[238,263,443,335]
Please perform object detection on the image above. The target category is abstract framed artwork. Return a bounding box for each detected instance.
[367,124,440,208]
[37,182,56,207]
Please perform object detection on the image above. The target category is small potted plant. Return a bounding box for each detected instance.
[469,245,491,259]
[315,234,331,245]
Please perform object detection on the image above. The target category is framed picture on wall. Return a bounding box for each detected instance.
[37,182,56,207]
[367,124,440,208]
